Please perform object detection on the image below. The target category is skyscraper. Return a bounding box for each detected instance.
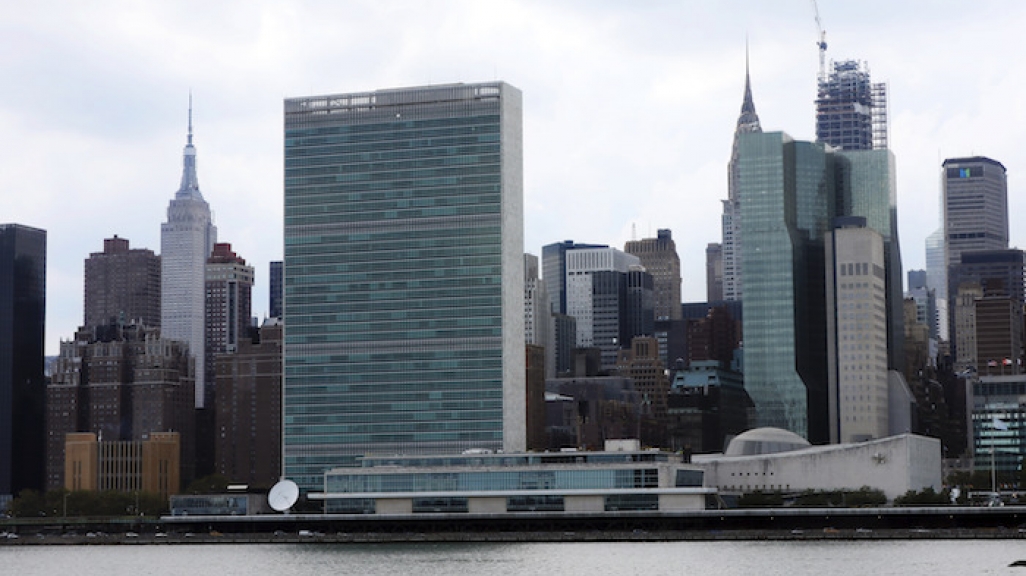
[204,242,254,393]
[721,55,762,302]
[739,131,905,443]
[84,236,161,331]
[625,229,682,321]
[161,102,216,408]
[565,247,645,370]
[541,240,607,315]
[739,132,832,442]
[0,224,46,503]
[816,60,888,151]
[282,82,524,491]
[943,157,1009,267]
[943,156,1009,353]
[834,148,904,371]
[825,217,889,443]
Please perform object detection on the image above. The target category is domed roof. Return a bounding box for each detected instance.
[724,427,811,457]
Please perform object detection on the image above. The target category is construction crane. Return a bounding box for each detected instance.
[811,0,828,80]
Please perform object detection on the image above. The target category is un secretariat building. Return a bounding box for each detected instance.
[283,82,525,491]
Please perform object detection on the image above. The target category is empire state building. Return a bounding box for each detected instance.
[161,101,216,408]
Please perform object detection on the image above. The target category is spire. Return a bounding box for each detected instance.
[737,40,761,134]
[177,93,201,199]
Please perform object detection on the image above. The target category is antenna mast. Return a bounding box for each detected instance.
[811,0,827,81]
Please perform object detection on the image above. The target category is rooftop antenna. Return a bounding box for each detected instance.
[811,0,828,81]
[187,91,194,145]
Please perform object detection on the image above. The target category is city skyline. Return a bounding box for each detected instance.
[3,1,1025,356]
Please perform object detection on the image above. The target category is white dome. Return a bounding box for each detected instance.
[724,427,811,456]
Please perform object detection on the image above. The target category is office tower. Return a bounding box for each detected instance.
[162,104,217,408]
[524,254,553,378]
[269,261,283,319]
[825,217,889,443]
[906,269,938,345]
[815,60,888,150]
[925,228,949,340]
[204,243,254,388]
[565,247,642,370]
[84,236,161,331]
[625,229,682,321]
[0,224,46,503]
[705,243,723,303]
[283,82,524,490]
[541,240,606,315]
[214,319,282,487]
[626,267,655,340]
[739,132,832,442]
[46,323,196,489]
[834,148,904,372]
[721,57,762,302]
[943,157,1009,353]
[943,157,1009,267]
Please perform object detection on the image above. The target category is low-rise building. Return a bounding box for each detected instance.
[312,444,712,515]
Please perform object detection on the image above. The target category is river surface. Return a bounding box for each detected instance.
[2,540,1024,575]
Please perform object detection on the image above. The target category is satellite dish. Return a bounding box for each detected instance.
[268,479,299,512]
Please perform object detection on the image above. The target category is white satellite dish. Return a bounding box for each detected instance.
[268,479,299,512]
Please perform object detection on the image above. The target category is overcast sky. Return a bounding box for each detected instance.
[3,0,1024,356]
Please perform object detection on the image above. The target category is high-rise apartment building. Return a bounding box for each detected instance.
[721,58,762,302]
[826,218,889,443]
[47,323,195,489]
[0,224,46,503]
[625,229,682,321]
[161,105,217,408]
[204,243,254,391]
[283,82,524,491]
[84,236,161,331]
[214,320,282,487]
[816,60,888,151]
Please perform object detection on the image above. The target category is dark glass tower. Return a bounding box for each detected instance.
[0,224,46,502]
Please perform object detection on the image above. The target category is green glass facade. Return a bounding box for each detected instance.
[283,83,524,491]
[740,132,832,442]
[835,150,904,371]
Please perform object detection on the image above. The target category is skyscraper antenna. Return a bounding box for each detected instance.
[188,91,194,145]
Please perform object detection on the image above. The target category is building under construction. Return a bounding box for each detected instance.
[815,59,888,150]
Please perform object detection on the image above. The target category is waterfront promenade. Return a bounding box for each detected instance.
[3,506,1026,543]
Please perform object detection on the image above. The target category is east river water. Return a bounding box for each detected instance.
[2,540,1025,575]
